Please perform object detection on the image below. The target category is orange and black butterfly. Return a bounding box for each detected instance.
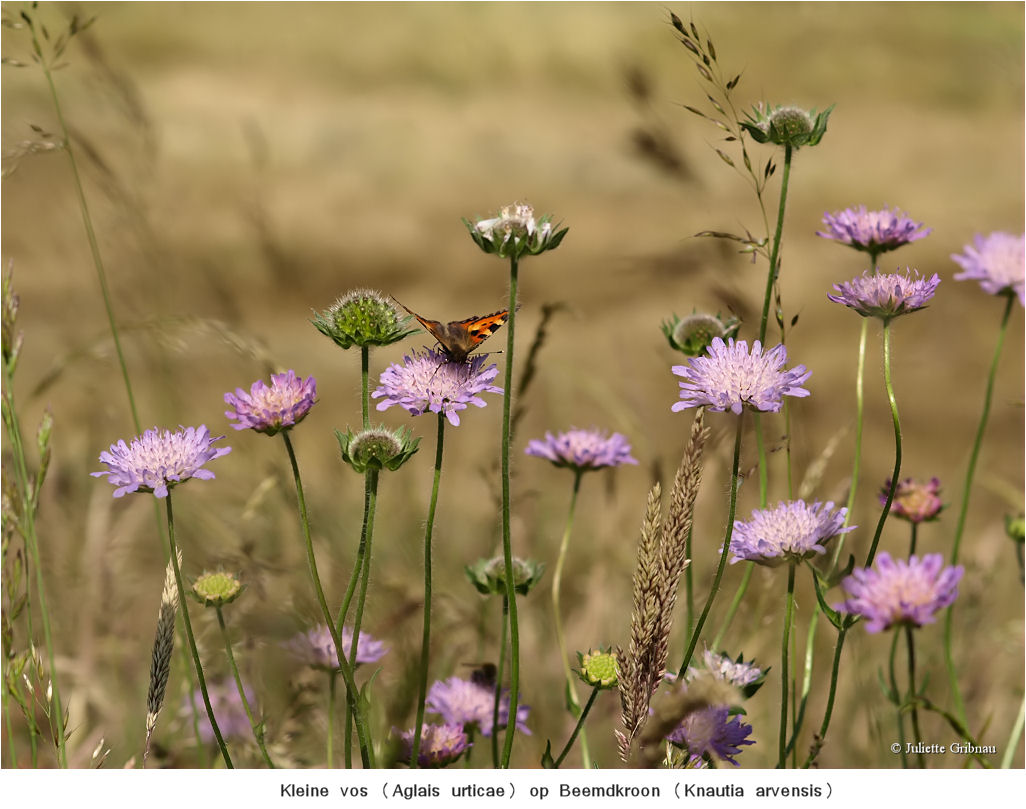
[391,297,511,364]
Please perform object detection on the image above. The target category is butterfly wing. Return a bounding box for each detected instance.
[453,309,510,355]
[390,296,509,363]
[391,296,449,343]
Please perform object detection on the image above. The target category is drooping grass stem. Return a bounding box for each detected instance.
[410,414,445,768]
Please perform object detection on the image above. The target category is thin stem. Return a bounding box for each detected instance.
[834,318,869,564]
[215,607,275,767]
[802,622,848,768]
[678,414,744,678]
[888,629,908,768]
[777,562,795,768]
[336,472,376,633]
[711,564,752,650]
[945,293,1015,726]
[492,596,509,769]
[361,346,370,430]
[909,523,918,557]
[327,672,336,768]
[758,143,793,344]
[865,321,902,567]
[553,686,601,768]
[280,431,374,768]
[1000,694,1025,769]
[904,625,924,768]
[551,470,590,766]
[783,600,817,760]
[499,255,522,769]
[163,494,233,768]
[411,414,445,768]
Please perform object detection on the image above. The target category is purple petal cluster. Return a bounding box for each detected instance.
[827,269,940,322]
[881,477,944,524]
[817,206,931,255]
[394,724,471,768]
[694,650,763,688]
[836,552,964,633]
[729,500,854,567]
[224,370,316,435]
[671,338,810,415]
[92,425,230,498]
[373,350,503,427]
[284,625,388,670]
[951,231,1025,306]
[425,676,530,737]
[666,706,754,766]
[184,678,255,743]
[524,428,638,471]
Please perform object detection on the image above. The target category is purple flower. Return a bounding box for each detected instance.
[827,268,940,322]
[817,206,931,256]
[836,552,964,633]
[394,724,471,768]
[284,625,388,670]
[692,650,764,688]
[183,679,255,743]
[224,370,316,435]
[425,676,530,737]
[92,425,230,498]
[729,500,854,567]
[524,428,638,471]
[880,477,944,524]
[671,338,810,415]
[951,231,1025,306]
[666,706,754,766]
[372,350,503,427]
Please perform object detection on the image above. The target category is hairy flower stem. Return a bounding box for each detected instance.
[551,470,591,766]
[215,607,275,767]
[281,431,374,768]
[410,414,445,768]
[905,625,925,768]
[888,630,909,768]
[866,322,902,567]
[361,346,370,429]
[163,494,233,768]
[499,256,522,768]
[492,595,509,769]
[553,686,601,768]
[777,562,796,768]
[677,415,744,678]
[1,363,66,767]
[945,293,1015,725]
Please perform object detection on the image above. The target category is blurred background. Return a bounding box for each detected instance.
[1,1,1023,768]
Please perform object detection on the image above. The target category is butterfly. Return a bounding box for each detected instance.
[391,297,511,364]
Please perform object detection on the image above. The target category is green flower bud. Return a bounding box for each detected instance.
[336,425,420,474]
[465,556,545,597]
[191,570,244,608]
[311,288,418,350]
[662,311,740,356]
[1005,513,1025,545]
[741,103,833,148]
[576,648,618,689]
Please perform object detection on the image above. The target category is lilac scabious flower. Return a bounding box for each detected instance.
[394,724,471,768]
[671,337,810,415]
[729,500,854,567]
[285,625,388,670]
[224,370,316,436]
[836,552,964,633]
[666,706,754,766]
[425,676,530,737]
[951,231,1025,306]
[92,425,230,498]
[524,428,638,471]
[881,477,944,524]
[372,349,502,427]
[827,268,940,322]
[183,679,254,743]
[817,206,931,256]
[693,650,764,689]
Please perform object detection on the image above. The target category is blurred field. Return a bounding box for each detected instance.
[1,1,1023,769]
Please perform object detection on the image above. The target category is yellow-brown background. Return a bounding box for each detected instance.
[1,1,1023,768]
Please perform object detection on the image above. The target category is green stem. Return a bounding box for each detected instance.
[678,414,744,678]
[411,414,445,768]
[361,346,370,430]
[1,365,66,767]
[834,318,869,564]
[499,255,522,768]
[1000,693,1025,769]
[904,625,924,768]
[553,686,601,768]
[215,607,275,767]
[783,600,817,760]
[945,293,1014,726]
[551,469,590,766]
[777,562,795,768]
[888,629,908,768]
[492,596,509,769]
[336,472,376,633]
[758,142,793,344]
[327,672,336,768]
[711,564,752,651]
[163,494,233,768]
[281,431,374,767]
[865,321,902,567]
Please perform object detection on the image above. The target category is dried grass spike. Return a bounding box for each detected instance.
[144,550,181,765]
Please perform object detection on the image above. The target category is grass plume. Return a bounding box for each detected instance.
[144,549,181,766]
